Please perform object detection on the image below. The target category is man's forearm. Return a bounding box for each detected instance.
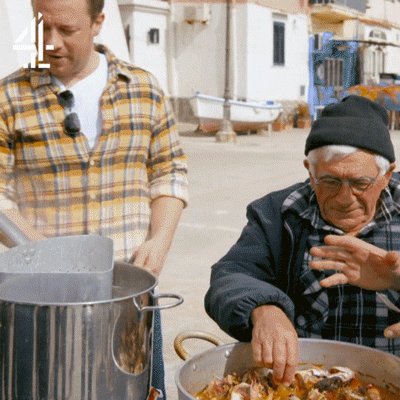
[149,196,184,245]
[129,196,184,274]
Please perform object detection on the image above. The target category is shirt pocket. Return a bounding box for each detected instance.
[15,125,82,174]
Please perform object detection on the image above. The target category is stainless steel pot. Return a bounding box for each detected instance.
[174,331,400,400]
[0,262,183,400]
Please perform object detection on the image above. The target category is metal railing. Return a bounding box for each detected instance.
[324,58,344,88]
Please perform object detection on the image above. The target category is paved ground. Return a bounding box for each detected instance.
[158,126,400,399]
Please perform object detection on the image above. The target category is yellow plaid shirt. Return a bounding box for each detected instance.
[0,45,188,261]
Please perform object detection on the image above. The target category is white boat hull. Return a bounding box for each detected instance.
[190,93,282,133]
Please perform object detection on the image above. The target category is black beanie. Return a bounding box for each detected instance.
[305,95,395,162]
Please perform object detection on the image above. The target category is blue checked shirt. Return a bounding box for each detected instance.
[282,175,400,354]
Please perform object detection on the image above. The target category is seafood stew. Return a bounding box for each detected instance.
[196,366,399,400]
[175,337,400,400]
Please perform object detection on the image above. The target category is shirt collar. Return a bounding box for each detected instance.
[28,44,131,90]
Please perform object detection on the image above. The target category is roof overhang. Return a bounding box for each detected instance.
[310,4,359,23]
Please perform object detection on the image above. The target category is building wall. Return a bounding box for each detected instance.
[172,1,309,102]
[366,0,400,27]
[363,1,400,78]
[0,0,33,79]
[361,1,400,81]
[245,4,309,100]
[171,0,309,14]
[97,0,130,63]
[118,0,170,92]
[172,3,226,98]
[309,0,400,87]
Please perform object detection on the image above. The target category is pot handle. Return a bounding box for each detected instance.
[134,293,184,312]
[0,211,31,247]
[174,330,224,360]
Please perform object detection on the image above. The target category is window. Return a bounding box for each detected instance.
[273,22,285,65]
[369,30,387,40]
[363,47,385,84]
[314,33,321,50]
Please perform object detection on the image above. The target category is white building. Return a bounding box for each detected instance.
[118,0,172,93]
[1,0,310,123]
[171,1,309,99]
[2,0,399,124]
[167,0,310,122]
[309,0,400,85]
[363,0,400,83]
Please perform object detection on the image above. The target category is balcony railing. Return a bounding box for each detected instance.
[309,0,368,13]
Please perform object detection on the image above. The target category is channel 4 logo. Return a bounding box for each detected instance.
[12,12,54,69]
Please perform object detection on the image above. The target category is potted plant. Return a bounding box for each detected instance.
[296,102,311,129]
[272,113,289,131]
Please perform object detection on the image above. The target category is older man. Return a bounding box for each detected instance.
[205,95,400,387]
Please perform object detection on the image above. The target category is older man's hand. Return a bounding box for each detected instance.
[251,305,299,386]
[309,234,400,291]
[310,235,400,338]
[385,322,400,338]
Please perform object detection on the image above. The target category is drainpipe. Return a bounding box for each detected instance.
[231,0,237,100]
[167,3,179,109]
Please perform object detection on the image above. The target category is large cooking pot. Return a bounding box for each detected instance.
[0,262,183,400]
[174,331,400,400]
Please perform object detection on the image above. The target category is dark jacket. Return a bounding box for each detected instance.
[205,181,312,342]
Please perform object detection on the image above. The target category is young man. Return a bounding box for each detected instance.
[0,0,188,397]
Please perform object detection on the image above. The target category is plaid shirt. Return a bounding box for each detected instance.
[282,175,400,354]
[0,45,188,261]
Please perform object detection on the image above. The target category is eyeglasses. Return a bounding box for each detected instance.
[312,172,380,195]
[58,90,81,137]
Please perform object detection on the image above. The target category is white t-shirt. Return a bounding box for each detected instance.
[53,53,108,148]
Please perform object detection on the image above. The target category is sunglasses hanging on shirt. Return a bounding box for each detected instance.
[58,90,81,137]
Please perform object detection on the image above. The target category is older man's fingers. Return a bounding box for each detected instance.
[384,322,400,338]
[384,251,400,269]
[324,234,386,257]
[271,340,287,384]
[282,340,298,386]
[310,246,350,261]
[309,259,347,271]
[251,341,264,365]
[252,339,273,370]
[319,273,349,287]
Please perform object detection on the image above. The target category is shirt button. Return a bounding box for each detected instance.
[89,160,95,166]
[89,193,97,200]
